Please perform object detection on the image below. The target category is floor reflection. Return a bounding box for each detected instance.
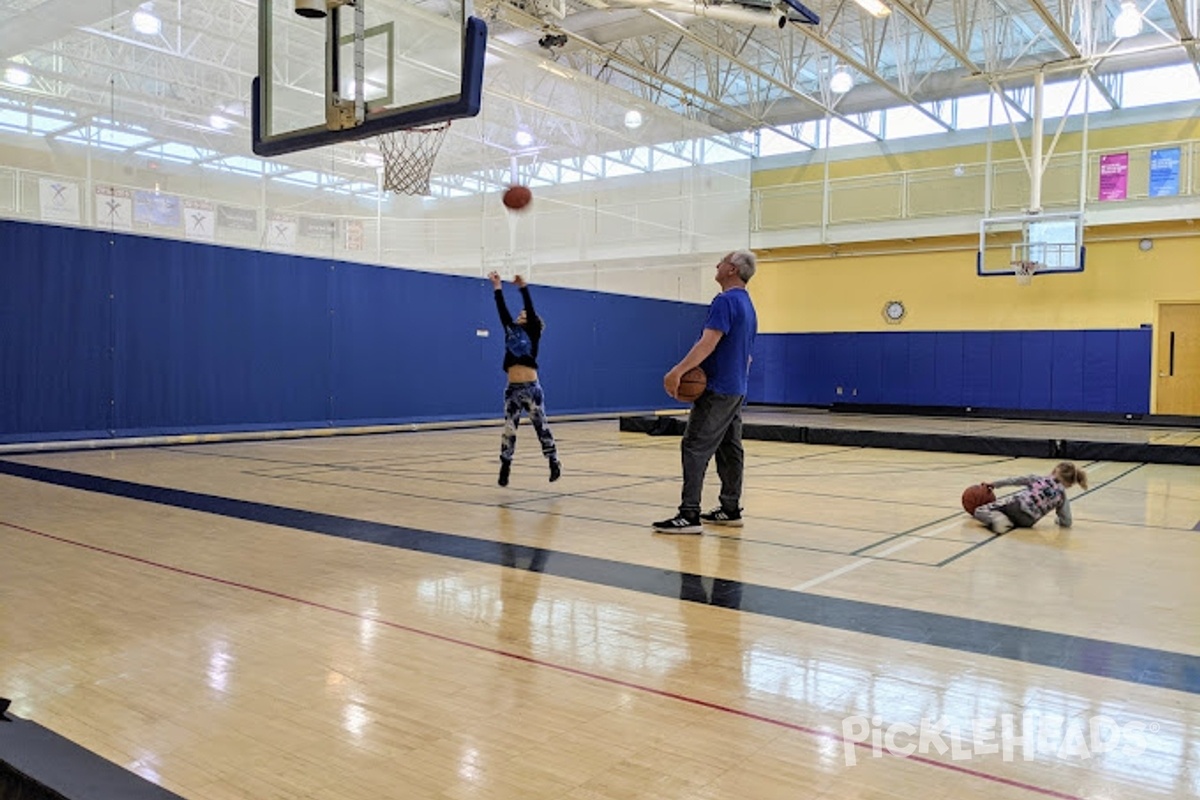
[678,537,743,610]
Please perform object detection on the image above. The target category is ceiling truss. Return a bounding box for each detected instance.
[0,0,1195,196]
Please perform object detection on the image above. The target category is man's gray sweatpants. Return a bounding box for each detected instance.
[679,391,745,515]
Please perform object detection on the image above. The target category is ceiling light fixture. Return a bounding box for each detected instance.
[624,109,643,129]
[851,0,891,18]
[1113,2,1143,39]
[132,8,162,36]
[829,67,854,94]
[514,129,534,148]
[4,65,32,87]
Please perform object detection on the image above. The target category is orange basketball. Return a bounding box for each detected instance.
[675,367,707,403]
[503,185,532,211]
[961,483,996,514]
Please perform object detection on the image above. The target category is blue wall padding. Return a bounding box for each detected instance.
[1116,331,1153,413]
[750,328,1152,414]
[881,333,911,406]
[935,333,964,407]
[1049,330,1085,412]
[0,220,708,443]
[854,333,883,404]
[1019,332,1055,410]
[0,221,114,438]
[990,332,1024,409]
[907,332,939,406]
[961,332,993,408]
[1082,331,1119,412]
[110,235,334,431]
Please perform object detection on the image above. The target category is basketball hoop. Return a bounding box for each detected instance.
[376,122,451,195]
[1012,260,1039,286]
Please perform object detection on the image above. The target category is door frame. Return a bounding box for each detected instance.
[1153,300,1200,416]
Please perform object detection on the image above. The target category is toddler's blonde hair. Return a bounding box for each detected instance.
[1055,462,1088,490]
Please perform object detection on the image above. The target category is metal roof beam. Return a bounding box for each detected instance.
[0,0,144,61]
[1163,0,1200,81]
[1024,0,1081,58]
[642,10,883,140]
[889,0,982,73]
[1021,0,1120,108]
[498,3,816,148]
[785,19,955,131]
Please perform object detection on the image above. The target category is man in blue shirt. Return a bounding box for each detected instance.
[654,250,758,534]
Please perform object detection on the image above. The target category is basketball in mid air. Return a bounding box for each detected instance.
[503,185,533,211]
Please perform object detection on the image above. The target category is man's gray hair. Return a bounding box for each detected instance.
[727,249,757,282]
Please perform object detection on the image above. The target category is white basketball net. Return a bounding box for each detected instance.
[376,122,451,195]
[1012,260,1039,286]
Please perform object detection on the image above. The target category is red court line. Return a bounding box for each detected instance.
[4,520,1085,800]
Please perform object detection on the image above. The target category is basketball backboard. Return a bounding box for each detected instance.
[977,211,1086,280]
[253,0,486,157]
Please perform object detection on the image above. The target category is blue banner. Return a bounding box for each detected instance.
[1148,147,1180,197]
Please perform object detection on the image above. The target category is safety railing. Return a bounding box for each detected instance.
[753,138,1199,233]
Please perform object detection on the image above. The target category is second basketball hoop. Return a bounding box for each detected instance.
[1012,260,1039,286]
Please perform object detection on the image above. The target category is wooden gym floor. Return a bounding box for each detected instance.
[2,418,1198,799]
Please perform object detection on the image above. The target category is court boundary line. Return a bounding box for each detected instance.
[791,524,951,592]
[224,468,948,565]
[250,469,958,563]
[199,437,967,557]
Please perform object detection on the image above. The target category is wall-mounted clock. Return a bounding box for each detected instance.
[883,300,906,324]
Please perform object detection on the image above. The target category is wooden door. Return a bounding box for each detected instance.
[1156,303,1200,415]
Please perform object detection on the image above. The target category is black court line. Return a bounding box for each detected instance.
[226,435,994,553]
[2,458,1198,696]
[236,444,917,519]
[838,509,1009,548]
[849,510,971,556]
[250,458,953,546]
[747,456,1022,478]
[250,469,938,564]
[1071,517,1200,533]
[233,456,905,556]
[934,536,1001,567]
[208,440,1023,550]
[210,436,870,484]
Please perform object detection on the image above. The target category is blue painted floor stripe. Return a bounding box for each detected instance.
[3,458,1198,696]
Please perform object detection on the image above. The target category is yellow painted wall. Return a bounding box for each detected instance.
[753,118,1200,187]
[751,222,1200,334]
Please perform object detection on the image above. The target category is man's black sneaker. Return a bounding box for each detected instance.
[549,459,562,482]
[652,513,702,534]
[699,507,743,527]
[498,462,511,487]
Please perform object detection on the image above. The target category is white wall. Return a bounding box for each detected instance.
[0,134,749,304]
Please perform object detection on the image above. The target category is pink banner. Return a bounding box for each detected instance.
[1099,152,1129,201]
